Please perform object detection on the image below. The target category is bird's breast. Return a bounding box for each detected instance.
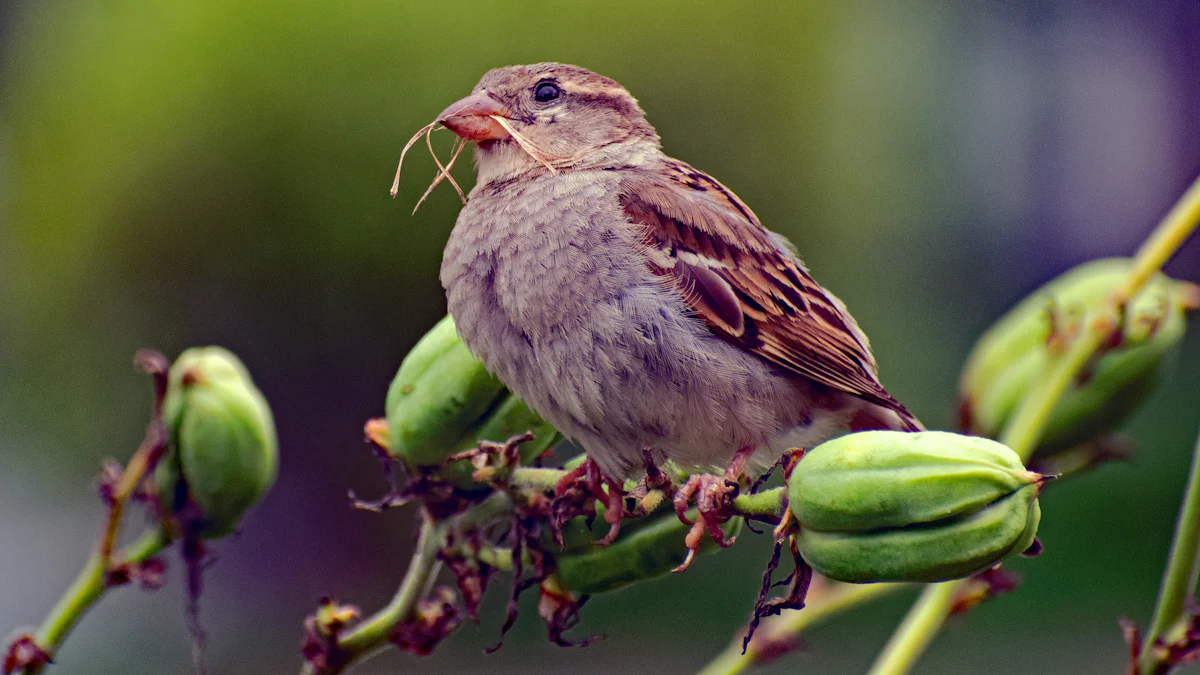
[442,173,650,336]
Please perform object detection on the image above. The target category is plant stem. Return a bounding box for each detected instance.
[1001,175,1200,457]
[328,514,444,668]
[732,487,786,519]
[304,493,513,675]
[697,583,907,675]
[865,583,957,675]
[472,546,517,572]
[1137,424,1200,675]
[23,529,171,675]
[509,467,566,492]
[867,173,1200,675]
[99,422,166,565]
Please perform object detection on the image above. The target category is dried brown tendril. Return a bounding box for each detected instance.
[488,116,562,173]
[388,122,467,214]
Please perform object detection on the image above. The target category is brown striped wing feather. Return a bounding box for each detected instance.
[619,159,915,422]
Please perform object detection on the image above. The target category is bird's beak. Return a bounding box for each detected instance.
[437,91,512,142]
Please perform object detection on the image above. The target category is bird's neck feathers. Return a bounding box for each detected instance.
[472,135,662,186]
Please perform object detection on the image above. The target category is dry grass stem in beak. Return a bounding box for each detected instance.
[412,131,467,215]
[390,120,439,197]
[489,116,559,174]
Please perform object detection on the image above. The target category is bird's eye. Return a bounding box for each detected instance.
[533,81,561,103]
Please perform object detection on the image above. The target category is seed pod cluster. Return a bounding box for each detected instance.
[960,258,1199,456]
[156,347,278,538]
[385,315,560,487]
[788,431,1042,584]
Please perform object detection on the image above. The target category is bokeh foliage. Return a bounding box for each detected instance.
[1,1,1199,673]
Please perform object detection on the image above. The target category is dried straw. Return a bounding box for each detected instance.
[489,116,560,174]
[390,113,564,212]
[389,120,468,214]
[412,132,466,215]
[389,120,439,197]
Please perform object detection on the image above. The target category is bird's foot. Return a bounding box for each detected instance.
[670,472,739,573]
[671,446,759,573]
[550,456,626,547]
[624,448,675,516]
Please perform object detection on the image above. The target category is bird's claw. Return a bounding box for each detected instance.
[550,457,627,548]
[671,473,739,573]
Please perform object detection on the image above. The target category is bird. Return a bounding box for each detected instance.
[428,63,921,565]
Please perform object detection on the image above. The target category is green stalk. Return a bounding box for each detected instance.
[697,583,906,675]
[1137,425,1200,675]
[303,493,513,675]
[23,530,171,675]
[731,487,786,519]
[509,467,567,491]
[867,173,1200,675]
[320,515,445,672]
[864,583,957,675]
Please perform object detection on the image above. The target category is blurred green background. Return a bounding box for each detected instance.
[3,1,1199,673]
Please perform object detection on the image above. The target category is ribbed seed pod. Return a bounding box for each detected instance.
[385,315,560,487]
[960,258,1199,456]
[788,431,1042,584]
[156,347,278,539]
[790,431,1036,532]
[386,315,508,466]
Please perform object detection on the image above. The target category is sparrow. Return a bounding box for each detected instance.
[428,63,921,563]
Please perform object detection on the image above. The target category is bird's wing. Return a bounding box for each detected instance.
[619,159,916,422]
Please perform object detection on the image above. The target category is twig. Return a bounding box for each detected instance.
[99,351,170,566]
[1137,423,1200,675]
[302,515,444,675]
[20,530,171,675]
[731,487,786,520]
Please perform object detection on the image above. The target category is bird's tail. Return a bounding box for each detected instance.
[852,397,926,433]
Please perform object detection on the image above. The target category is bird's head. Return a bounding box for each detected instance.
[437,63,661,183]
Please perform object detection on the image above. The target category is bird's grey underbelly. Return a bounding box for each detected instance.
[441,177,844,478]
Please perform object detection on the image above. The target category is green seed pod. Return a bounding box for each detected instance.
[553,510,742,595]
[789,431,1036,533]
[960,258,1199,456]
[156,347,278,539]
[383,315,562,489]
[789,431,1042,583]
[386,315,508,466]
[437,394,561,488]
[797,486,1040,583]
